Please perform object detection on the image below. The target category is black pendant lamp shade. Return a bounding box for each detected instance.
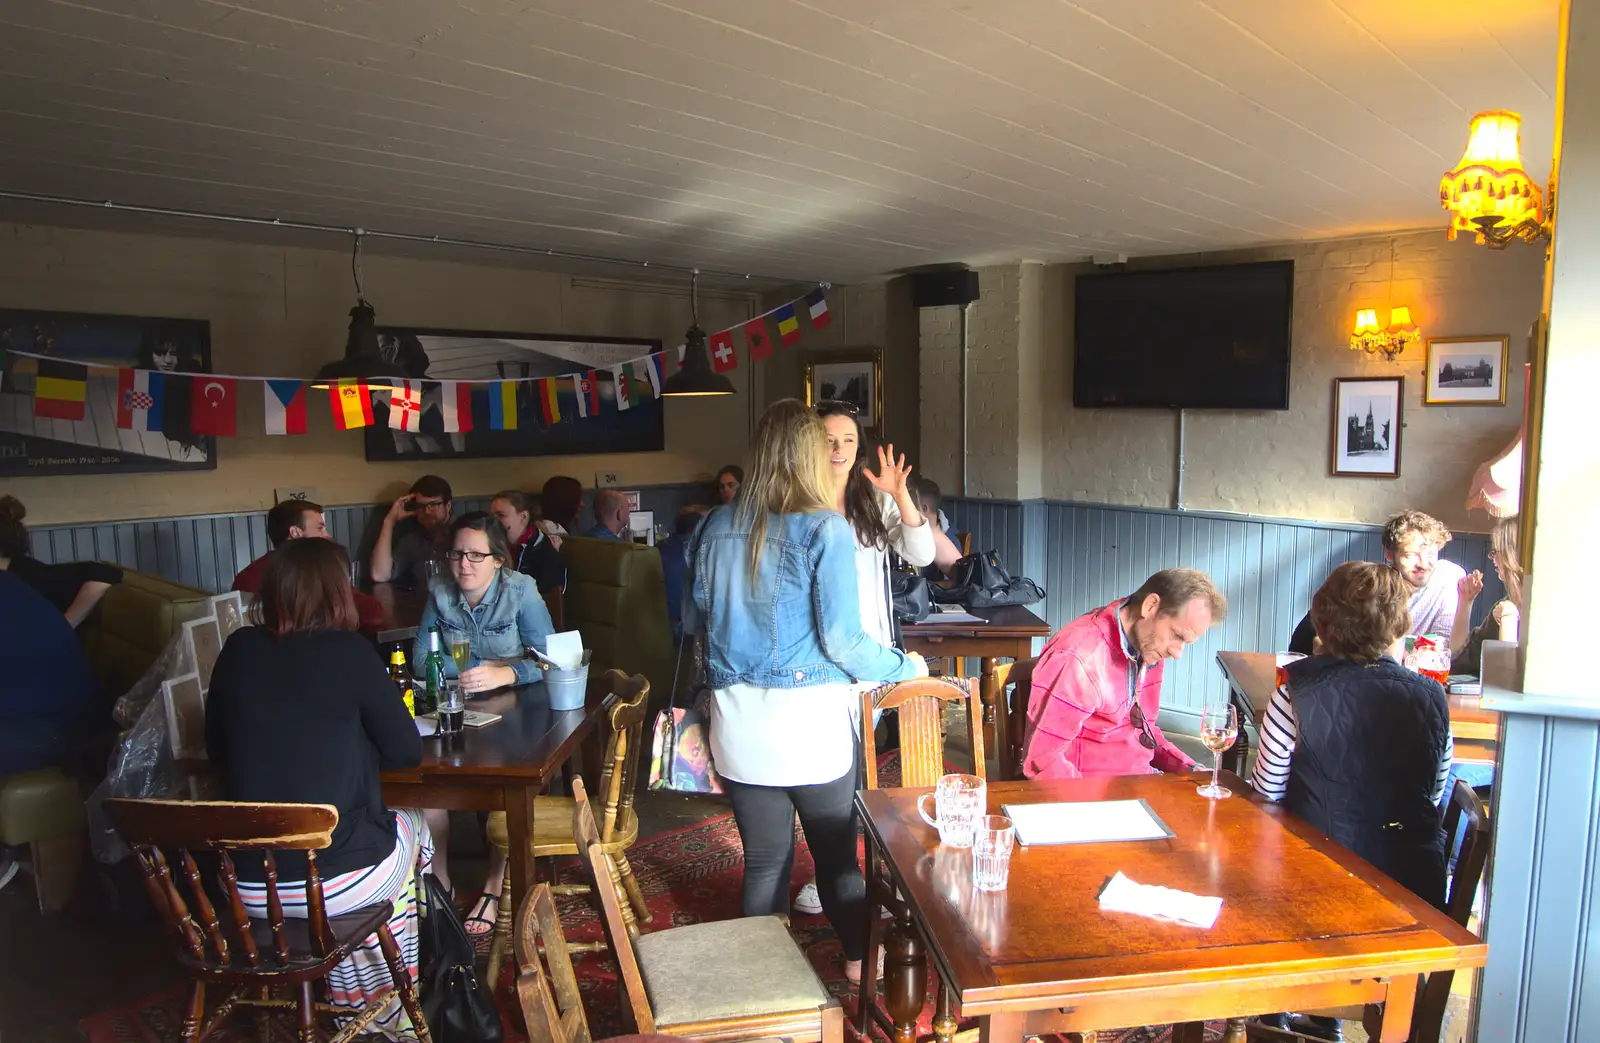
[316,299,408,382]
[663,323,735,396]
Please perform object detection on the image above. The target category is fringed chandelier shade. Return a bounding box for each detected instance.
[1440,110,1550,248]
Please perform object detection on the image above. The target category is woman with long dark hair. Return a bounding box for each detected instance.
[685,399,926,984]
[489,489,566,594]
[205,538,428,1039]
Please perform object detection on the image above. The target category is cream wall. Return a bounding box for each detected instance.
[1,222,757,524]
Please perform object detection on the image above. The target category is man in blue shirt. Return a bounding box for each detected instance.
[585,489,630,540]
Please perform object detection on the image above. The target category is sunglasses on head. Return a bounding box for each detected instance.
[1129,701,1159,750]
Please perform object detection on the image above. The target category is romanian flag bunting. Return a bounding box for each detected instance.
[331,381,374,430]
[805,286,831,328]
[774,303,801,346]
[13,285,830,436]
[263,379,307,435]
[709,330,737,372]
[744,317,773,361]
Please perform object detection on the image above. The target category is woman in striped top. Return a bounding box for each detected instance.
[1250,562,1453,909]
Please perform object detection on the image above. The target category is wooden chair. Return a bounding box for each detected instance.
[484,669,651,988]
[991,657,1036,781]
[103,798,430,1043]
[569,776,845,1043]
[515,882,590,1043]
[857,677,985,1043]
[1244,779,1491,1043]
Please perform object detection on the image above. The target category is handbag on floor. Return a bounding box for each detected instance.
[418,873,503,1043]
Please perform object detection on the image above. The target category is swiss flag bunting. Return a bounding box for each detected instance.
[710,330,738,372]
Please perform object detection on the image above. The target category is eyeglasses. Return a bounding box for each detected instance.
[413,498,449,511]
[1128,702,1159,750]
[445,550,494,564]
[814,399,860,416]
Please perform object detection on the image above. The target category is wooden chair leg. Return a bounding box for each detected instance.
[485,856,515,991]
[254,985,274,1042]
[883,914,927,1043]
[181,981,206,1043]
[605,848,639,938]
[31,831,84,912]
[296,982,317,1043]
[613,849,652,925]
[377,922,432,1043]
[1224,1017,1248,1043]
[932,980,958,1043]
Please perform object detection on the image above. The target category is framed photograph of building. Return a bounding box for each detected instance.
[1425,335,1509,405]
[1331,377,1403,478]
[804,349,884,430]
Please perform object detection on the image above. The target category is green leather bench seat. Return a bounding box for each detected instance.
[560,537,675,709]
[0,769,84,847]
[79,569,215,698]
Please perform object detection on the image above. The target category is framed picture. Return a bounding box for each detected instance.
[162,673,207,760]
[804,349,884,430]
[1331,377,1403,478]
[183,615,224,689]
[362,327,663,462]
[1425,335,1509,405]
[0,308,216,476]
[210,591,246,639]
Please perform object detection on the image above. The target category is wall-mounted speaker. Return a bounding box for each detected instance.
[911,270,980,308]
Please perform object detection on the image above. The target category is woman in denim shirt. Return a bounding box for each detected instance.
[413,512,553,928]
[685,399,927,985]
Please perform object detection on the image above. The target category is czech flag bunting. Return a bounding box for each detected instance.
[710,330,737,372]
[331,381,374,430]
[774,303,801,346]
[263,379,307,435]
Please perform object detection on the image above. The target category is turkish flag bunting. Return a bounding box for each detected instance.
[190,377,237,436]
[710,330,737,372]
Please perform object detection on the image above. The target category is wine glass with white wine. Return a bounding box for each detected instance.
[1196,702,1239,800]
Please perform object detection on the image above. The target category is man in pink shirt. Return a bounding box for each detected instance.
[1021,568,1226,779]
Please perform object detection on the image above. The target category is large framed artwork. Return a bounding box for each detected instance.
[363,327,664,461]
[804,349,885,431]
[0,308,216,476]
[1425,335,1509,405]
[1331,376,1403,478]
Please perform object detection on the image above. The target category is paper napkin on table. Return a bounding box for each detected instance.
[1098,871,1222,928]
[544,630,585,669]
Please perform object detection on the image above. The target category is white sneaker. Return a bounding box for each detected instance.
[793,880,823,915]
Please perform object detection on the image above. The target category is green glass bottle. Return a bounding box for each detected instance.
[421,627,447,716]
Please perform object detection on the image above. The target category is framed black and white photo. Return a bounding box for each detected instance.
[804,349,884,430]
[1331,377,1403,478]
[1425,335,1509,405]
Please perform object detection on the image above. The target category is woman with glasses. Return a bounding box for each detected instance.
[686,399,927,985]
[412,512,554,931]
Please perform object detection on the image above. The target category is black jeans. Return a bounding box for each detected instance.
[724,762,866,962]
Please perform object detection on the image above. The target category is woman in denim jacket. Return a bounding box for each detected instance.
[413,512,554,929]
[685,399,927,985]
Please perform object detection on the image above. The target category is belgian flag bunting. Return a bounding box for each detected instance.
[33,359,88,420]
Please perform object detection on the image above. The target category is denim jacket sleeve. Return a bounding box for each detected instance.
[811,513,916,682]
[513,585,556,686]
[681,508,715,639]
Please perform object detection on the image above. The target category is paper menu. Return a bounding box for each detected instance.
[544,630,585,669]
[1000,799,1175,846]
[1098,871,1222,928]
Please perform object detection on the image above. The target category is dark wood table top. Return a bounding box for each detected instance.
[366,582,427,644]
[902,604,1051,640]
[380,681,609,789]
[857,773,1485,1014]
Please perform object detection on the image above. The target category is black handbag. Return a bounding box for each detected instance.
[934,551,1046,609]
[418,873,503,1043]
[890,569,933,624]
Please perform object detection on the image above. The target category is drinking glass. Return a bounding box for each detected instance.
[438,680,465,735]
[1196,702,1239,800]
[449,636,472,678]
[916,773,986,848]
[423,558,442,585]
[971,815,1015,892]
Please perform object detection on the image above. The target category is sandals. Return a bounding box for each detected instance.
[464,890,500,935]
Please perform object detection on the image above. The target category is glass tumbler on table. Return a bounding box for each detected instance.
[438,680,465,735]
[971,815,1016,892]
[1196,701,1239,800]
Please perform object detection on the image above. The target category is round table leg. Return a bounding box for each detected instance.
[1224,1017,1248,1043]
[884,915,927,1043]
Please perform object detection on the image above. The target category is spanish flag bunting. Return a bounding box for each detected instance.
[331,381,374,430]
[488,380,518,430]
[573,370,598,417]
[33,359,88,420]
[710,330,737,372]
[539,377,561,424]
[774,303,801,346]
[805,286,831,328]
[744,316,773,361]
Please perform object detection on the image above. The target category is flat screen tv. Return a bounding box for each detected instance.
[1073,260,1293,410]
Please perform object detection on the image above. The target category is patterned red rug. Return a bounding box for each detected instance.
[80,810,1221,1043]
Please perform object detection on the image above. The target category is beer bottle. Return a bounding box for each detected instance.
[421,627,447,715]
[388,647,416,717]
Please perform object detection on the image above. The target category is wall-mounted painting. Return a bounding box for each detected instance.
[1425,335,1509,406]
[363,327,664,462]
[0,308,216,477]
[1331,376,1403,478]
[804,349,884,431]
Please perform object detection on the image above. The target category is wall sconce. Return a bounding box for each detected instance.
[1350,307,1420,362]
[1441,110,1553,249]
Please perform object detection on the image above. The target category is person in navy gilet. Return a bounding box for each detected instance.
[1251,561,1453,909]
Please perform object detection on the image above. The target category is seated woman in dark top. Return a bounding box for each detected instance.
[206,538,428,1039]
[0,495,122,627]
[1251,561,1453,910]
[0,570,102,776]
[489,489,566,595]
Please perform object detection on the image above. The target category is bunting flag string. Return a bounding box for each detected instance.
[0,282,830,437]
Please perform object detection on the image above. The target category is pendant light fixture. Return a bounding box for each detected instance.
[663,270,736,397]
[316,231,409,383]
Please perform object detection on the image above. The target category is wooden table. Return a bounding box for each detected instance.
[1216,650,1502,768]
[366,582,427,645]
[901,606,1051,779]
[379,681,610,921]
[858,773,1486,1043]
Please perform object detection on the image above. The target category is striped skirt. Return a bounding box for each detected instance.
[239,807,432,1041]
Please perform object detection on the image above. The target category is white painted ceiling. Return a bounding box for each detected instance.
[0,0,1560,283]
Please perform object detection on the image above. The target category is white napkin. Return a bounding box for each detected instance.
[414,715,438,737]
[1098,871,1222,928]
[544,630,585,669]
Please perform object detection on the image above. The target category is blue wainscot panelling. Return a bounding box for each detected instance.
[945,497,1498,712]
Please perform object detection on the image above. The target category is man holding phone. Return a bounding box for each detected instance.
[370,475,453,587]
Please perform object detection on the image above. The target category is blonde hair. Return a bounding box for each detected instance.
[1491,516,1524,608]
[735,399,833,579]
